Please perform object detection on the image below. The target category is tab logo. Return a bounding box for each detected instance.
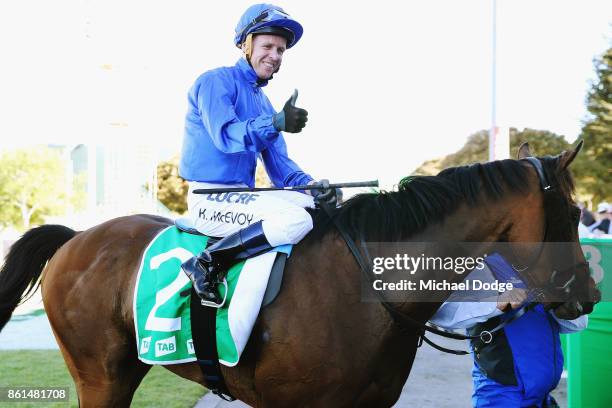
[155,336,177,357]
[140,336,152,355]
[186,339,195,355]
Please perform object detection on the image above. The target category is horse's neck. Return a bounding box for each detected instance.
[416,201,509,242]
[389,201,510,319]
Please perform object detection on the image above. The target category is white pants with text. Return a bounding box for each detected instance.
[187,182,315,246]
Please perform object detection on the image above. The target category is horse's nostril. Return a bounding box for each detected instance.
[595,289,602,303]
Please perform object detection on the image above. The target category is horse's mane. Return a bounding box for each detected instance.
[312,155,574,241]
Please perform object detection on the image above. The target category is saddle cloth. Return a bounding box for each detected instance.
[133,225,290,366]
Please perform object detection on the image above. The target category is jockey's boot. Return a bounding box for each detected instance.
[181,221,272,307]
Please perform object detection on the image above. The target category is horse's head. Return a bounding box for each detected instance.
[510,141,600,319]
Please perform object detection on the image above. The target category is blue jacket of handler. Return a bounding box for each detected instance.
[431,253,588,408]
[180,57,312,188]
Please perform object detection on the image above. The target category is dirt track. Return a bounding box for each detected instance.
[195,335,567,407]
[195,335,472,407]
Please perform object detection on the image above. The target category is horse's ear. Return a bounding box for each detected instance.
[517,142,532,159]
[559,140,584,170]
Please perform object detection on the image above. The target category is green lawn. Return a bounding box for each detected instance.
[0,350,206,407]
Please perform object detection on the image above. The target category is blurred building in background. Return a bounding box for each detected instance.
[45,142,174,231]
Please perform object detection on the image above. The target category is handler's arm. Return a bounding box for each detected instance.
[551,313,588,334]
[430,301,503,330]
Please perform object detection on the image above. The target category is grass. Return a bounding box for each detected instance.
[0,350,206,407]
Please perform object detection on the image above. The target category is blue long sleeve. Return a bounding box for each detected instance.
[179,58,313,187]
[194,70,278,154]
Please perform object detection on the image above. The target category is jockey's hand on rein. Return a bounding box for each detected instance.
[310,179,341,207]
[273,89,308,133]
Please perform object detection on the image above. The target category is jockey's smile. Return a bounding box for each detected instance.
[246,34,286,80]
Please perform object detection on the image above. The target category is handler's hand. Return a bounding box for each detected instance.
[553,299,583,320]
[497,288,528,312]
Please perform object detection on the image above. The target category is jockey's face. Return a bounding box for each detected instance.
[248,34,287,80]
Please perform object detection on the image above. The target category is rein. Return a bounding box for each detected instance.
[321,156,580,355]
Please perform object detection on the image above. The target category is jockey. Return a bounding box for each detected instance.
[179,3,338,307]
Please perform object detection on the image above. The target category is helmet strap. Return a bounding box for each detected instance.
[242,34,254,62]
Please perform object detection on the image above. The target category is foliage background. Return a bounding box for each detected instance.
[413,45,611,206]
[0,147,84,230]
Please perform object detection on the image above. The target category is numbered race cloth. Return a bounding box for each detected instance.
[133,226,290,366]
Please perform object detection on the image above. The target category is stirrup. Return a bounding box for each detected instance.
[200,278,229,309]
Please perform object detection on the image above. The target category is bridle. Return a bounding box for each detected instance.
[321,156,585,354]
[517,157,586,308]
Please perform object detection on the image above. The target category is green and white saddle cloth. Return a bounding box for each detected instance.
[133,226,290,366]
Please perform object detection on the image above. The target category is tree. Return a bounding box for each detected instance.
[572,46,612,205]
[156,156,188,214]
[255,162,272,188]
[0,147,69,230]
[413,128,571,176]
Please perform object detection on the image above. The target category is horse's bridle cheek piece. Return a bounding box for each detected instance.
[518,158,586,304]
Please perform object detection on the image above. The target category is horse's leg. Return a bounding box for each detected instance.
[45,273,152,407]
[42,219,164,407]
[66,349,151,407]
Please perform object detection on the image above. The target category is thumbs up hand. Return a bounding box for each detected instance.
[287,89,299,107]
[272,89,308,133]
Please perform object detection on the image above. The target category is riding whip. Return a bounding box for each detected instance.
[192,180,379,194]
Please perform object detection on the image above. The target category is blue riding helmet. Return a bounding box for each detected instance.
[234,4,303,49]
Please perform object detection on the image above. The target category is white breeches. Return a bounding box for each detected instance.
[187,182,315,247]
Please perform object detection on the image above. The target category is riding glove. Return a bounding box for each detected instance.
[310,179,342,207]
[273,89,308,133]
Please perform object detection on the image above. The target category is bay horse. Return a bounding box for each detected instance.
[0,143,599,407]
